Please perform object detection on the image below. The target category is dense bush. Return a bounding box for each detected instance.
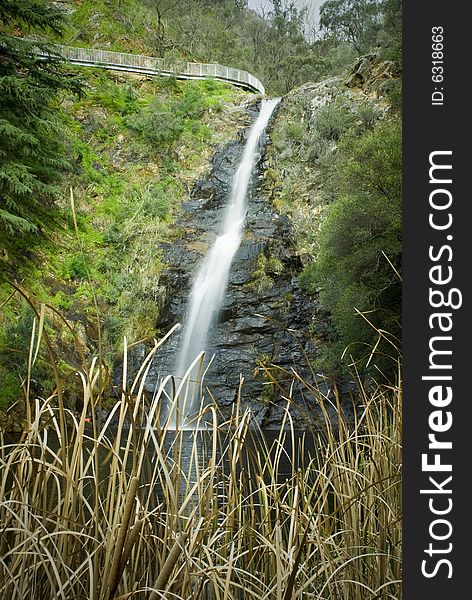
[133,83,211,149]
[313,102,355,141]
[0,302,49,408]
[92,80,139,115]
[380,0,402,66]
[300,119,401,376]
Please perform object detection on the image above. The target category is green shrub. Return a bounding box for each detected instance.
[51,290,73,310]
[314,102,355,141]
[71,137,106,183]
[175,84,207,120]
[306,137,331,165]
[386,79,402,115]
[103,224,123,245]
[61,255,90,281]
[356,104,381,131]
[139,184,172,220]
[248,253,284,293]
[0,303,52,408]
[201,78,219,93]
[302,119,401,376]
[93,81,139,115]
[285,121,305,144]
[0,368,20,409]
[141,106,184,147]
[133,82,209,149]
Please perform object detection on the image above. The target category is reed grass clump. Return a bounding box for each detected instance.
[0,314,401,599]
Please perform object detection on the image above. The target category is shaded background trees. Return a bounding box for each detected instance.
[319,0,382,54]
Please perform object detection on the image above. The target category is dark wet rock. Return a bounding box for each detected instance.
[125,103,339,430]
[193,179,217,200]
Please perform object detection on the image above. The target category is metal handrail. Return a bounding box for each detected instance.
[36,44,265,95]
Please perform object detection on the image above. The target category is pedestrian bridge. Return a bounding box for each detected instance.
[38,44,265,95]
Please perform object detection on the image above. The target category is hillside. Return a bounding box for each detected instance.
[0,66,252,414]
[51,0,354,94]
[266,52,401,376]
[0,0,401,421]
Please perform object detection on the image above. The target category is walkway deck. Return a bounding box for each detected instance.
[38,44,265,95]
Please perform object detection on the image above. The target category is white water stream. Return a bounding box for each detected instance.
[173,98,280,423]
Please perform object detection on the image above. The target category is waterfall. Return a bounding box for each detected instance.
[172,98,280,425]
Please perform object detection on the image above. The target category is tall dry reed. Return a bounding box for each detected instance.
[0,308,401,599]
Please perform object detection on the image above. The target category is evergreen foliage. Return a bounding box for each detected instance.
[380,0,402,65]
[0,0,82,268]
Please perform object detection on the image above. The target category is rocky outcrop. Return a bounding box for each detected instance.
[345,52,399,96]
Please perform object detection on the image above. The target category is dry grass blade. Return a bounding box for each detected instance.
[107,476,140,596]
[0,314,401,600]
[150,532,189,599]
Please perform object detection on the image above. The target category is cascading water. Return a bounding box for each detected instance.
[172,98,280,425]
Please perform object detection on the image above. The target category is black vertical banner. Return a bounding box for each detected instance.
[403,1,469,598]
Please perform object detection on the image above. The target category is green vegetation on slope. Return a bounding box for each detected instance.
[265,0,402,379]
[299,117,401,376]
[0,0,402,411]
[0,62,248,410]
